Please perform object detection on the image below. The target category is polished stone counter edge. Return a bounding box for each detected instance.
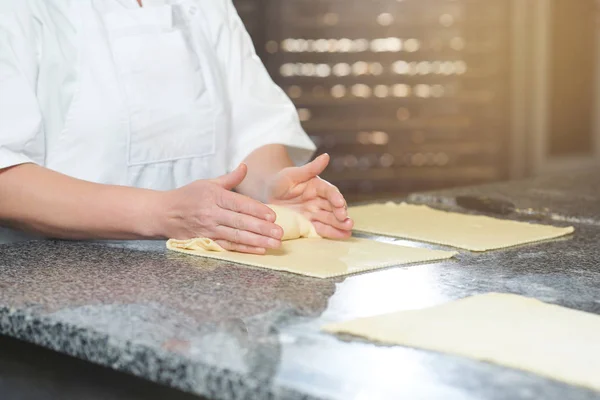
[0,306,318,400]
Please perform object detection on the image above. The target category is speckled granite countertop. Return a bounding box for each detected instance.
[1,170,600,400]
[408,168,600,226]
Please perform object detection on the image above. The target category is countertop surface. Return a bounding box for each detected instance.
[408,168,600,226]
[1,169,600,400]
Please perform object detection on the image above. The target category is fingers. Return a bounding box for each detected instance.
[218,209,283,240]
[284,153,330,184]
[216,225,281,250]
[218,189,277,223]
[215,240,267,255]
[213,203,284,250]
[333,205,349,222]
[313,178,346,210]
[306,178,347,221]
[306,153,330,176]
[310,210,354,231]
[312,221,353,239]
[208,176,284,250]
[304,197,334,213]
[303,191,348,222]
[213,164,248,191]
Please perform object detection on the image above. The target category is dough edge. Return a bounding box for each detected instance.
[350,202,575,251]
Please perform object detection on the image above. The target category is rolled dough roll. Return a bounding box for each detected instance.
[267,205,320,241]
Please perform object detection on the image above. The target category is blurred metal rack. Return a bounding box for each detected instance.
[234,0,510,201]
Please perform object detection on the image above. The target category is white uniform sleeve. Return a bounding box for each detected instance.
[0,5,45,170]
[215,1,316,171]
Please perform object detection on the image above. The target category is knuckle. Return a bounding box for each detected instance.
[228,196,241,212]
[222,193,233,210]
[197,207,212,221]
[240,200,252,215]
[233,228,242,244]
[233,215,245,230]
[214,187,225,206]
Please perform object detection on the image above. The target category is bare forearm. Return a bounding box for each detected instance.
[236,144,294,202]
[0,164,164,240]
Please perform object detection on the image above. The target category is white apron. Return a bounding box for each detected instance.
[48,0,229,188]
[0,0,315,243]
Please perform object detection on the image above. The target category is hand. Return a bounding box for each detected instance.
[159,164,283,254]
[266,153,353,239]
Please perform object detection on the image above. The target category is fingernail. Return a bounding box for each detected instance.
[265,214,275,222]
[271,229,280,237]
[268,239,280,248]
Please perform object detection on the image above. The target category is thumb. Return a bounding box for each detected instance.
[214,163,248,190]
[286,153,330,183]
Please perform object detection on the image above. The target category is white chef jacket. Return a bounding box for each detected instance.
[0,0,315,243]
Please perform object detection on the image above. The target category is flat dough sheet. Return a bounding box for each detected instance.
[350,202,575,251]
[167,237,456,278]
[323,293,600,391]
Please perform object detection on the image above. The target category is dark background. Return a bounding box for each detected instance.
[232,0,598,202]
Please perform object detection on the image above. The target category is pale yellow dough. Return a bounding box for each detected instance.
[166,205,456,278]
[350,202,575,251]
[323,293,600,392]
[266,205,320,241]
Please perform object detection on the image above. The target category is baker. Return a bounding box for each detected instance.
[0,0,353,252]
